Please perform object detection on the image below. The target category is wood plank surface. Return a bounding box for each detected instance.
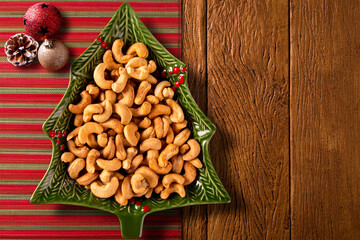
[206,0,289,239]
[290,0,360,239]
[181,0,208,239]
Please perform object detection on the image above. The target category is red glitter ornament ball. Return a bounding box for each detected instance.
[24,2,62,41]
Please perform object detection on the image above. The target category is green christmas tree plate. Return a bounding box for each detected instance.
[30,3,230,238]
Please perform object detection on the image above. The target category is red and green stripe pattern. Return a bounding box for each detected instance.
[0,1,181,239]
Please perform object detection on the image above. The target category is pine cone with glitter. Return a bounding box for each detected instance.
[4,33,39,66]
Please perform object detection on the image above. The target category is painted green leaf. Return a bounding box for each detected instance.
[31,3,230,239]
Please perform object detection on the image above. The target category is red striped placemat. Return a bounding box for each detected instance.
[0,1,181,239]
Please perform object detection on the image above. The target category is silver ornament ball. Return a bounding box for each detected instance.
[38,39,69,70]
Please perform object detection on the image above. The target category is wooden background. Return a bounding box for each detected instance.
[181,0,360,239]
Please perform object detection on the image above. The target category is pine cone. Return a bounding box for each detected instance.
[4,33,39,66]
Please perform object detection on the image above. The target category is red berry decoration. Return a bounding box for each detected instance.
[179,75,184,84]
[173,67,180,74]
[24,2,62,41]
[49,130,55,137]
[62,130,67,137]
[106,46,111,50]
[97,37,102,42]
[56,131,62,138]
[181,66,187,72]
[135,201,141,206]
[56,139,61,145]
[60,144,65,151]
[129,198,135,203]
[142,205,149,212]
[161,71,166,78]
[172,86,176,91]
[174,81,180,88]
[101,42,107,48]
[168,68,173,75]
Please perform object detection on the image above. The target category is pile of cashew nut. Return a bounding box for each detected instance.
[62,39,202,205]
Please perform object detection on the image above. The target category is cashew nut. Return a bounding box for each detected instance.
[86,84,100,101]
[126,42,148,58]
[138,117,151,129]
[103,90,117,105]
[114,172,124,180]
[61,152,75,163]
[146,95,159,104]
[74,136,85,147]
[140,138,162,152]
[99,169,114,183]
[171,155,184,174]
[90,176,119,198]
[112,67,129,93]
[83,104,103,122]
[86,149,100,173]
[113,103,132,125]
[122,147,138,170]
[172,120,188,134]
[127,155,144,173]
[74,114,84,127]
[115,134,126,160]
[144,73,158,84]
[190,158,203,169]
[93,100,112,123]
[146,150,159,161]
[173,128,191,147]
[134,81,151,105]
[149,159,172,175]
[115,186,128,206]
[163,87,174,99]
[162,174,185,188]
[154,182,164,194]
[67,140,90,158]
[101,118,124,134]
[110,69,119,80]
[121,175,133,199]
[147,60,156,73]
[134,166,159,188]
[148,104,172,119]
[93,63,113,89]
[158,144,179,167]
[130,101,152,117]
[179,143,190,155]
[101,136,115,159]
[97,157,122,171]
[154,81,171,101]
[124,122,139,146]
[130,173,148,194]
[97,132,108,148]
[78,122,103,144]
[112,39,134,63]
[160,183,186,199]
[125,57,149,80]
[154,116,170,139]
[107,129,117,137]
[77,172,99,185]
[182,139,201,161]
[68,90,92,114]
[87,134,99,148]
[166,127,174,144]
[118,83,134,107]
[140,126,156,142]
[183,161,197,185]
[103,50,121,71]
[67,158,85,179]
[66,126,81,141]
[166,99,184,123]
[145,188,153,198]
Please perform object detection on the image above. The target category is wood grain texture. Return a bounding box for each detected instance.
[181,0,208,239]
[290,0,360,239]
[206,0,289,239]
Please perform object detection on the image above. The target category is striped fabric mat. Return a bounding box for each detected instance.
[0,1,181,239]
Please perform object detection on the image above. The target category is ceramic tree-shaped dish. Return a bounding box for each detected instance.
[30,3,230,238]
